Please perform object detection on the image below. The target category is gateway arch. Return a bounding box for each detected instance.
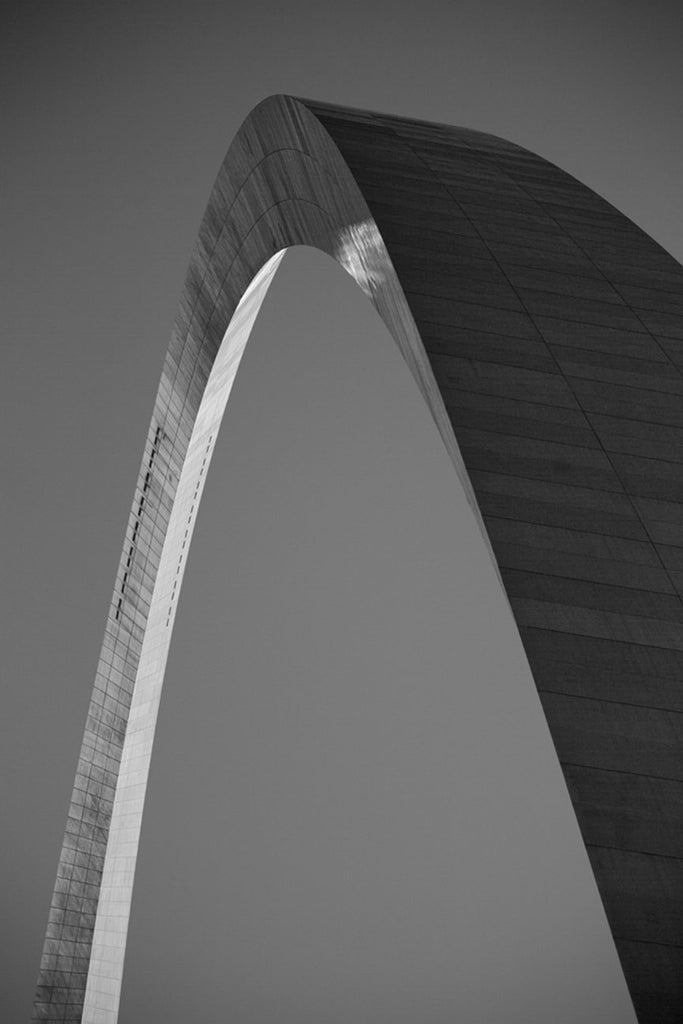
[32,96,682,1023]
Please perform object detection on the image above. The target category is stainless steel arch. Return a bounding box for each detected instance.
[33,95,682,1024]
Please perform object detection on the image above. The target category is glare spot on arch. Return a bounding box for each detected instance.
[334,218,389,297]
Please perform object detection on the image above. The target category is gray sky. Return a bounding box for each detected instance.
[3,1,683,1021]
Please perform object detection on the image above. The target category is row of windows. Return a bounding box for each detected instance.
[115,426,166,622]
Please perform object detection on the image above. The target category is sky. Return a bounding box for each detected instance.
[3,1,683,1021]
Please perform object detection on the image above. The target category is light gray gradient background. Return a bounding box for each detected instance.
[2,2,682,1021]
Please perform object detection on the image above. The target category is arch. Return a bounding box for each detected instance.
[32,96,682,1024]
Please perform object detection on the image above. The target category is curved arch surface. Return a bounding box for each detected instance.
[32,96,683,1024]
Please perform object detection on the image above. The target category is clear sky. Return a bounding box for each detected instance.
[3,1,682,1021]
